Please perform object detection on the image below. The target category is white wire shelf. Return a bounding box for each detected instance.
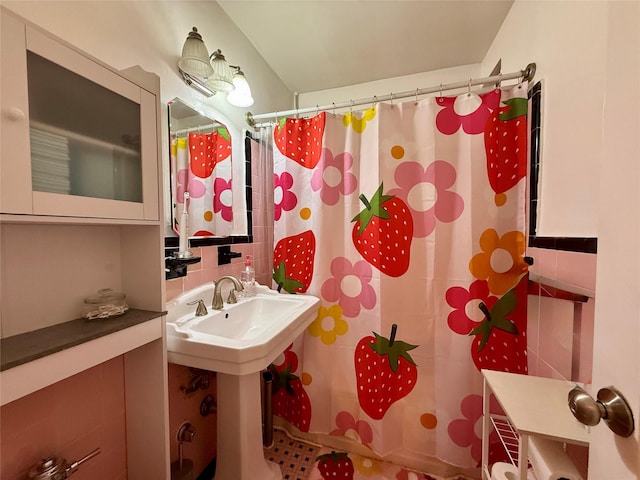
[491,415,524,467]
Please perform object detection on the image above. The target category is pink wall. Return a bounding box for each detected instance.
[526,247,596,383]
[0,357,127,480]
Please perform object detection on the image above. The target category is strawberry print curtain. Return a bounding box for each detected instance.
[170,128,233,238]
[270,83,530,469]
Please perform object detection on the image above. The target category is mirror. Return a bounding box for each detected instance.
[168,98,234,238]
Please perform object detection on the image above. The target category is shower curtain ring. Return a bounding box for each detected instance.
[415,88,419,104]
[350,99,354,113]
[316,105,320,116]
[467,79,472,96]
[332,102,337,117]
[496,73,503,89]
[390,92,394,107]
[372,96,378,110]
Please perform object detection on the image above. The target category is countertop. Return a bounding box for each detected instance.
[1,308,165,371]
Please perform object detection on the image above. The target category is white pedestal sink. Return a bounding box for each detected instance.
[166,283,319,480]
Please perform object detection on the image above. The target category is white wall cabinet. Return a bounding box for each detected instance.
[0,10,159,222]
[0,7,169,479]
[481,370,589,480]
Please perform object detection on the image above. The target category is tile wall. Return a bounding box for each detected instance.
[526,247,596,384]
[0,357,127,480]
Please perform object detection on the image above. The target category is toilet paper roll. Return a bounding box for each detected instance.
[170,458,194,480]
[528,437,583,480]
[491,461,519,480]
[491,462,538,480]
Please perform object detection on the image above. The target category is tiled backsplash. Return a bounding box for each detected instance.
[526,247,596,384]
[0,357,127,480]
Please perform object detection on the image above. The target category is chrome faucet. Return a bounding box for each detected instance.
[212,276,244,310]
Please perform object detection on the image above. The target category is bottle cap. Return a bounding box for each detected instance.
[245,255,252,266]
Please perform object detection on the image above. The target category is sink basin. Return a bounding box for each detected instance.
[166,283,320,375]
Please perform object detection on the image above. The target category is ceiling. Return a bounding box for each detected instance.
[217,0,514,94]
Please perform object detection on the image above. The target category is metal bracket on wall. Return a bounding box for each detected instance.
[218,245,242,265]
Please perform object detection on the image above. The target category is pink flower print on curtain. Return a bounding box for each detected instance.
[176,168,206,201]
[213,177,232,222]
[446,279,498,335]
[448,394,510,467]
[320,257,376,318]
[330,411,374,446]
[310,148,358,206]
[389,160,464,238]
[435,88,500,135]
[274,172,297,221]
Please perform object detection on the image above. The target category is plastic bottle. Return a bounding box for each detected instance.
[240,255,256,297]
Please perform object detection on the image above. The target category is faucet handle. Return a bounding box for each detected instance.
[187,299,208,316]
[227,289,238,304]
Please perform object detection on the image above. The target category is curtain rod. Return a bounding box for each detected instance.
[172,122,225,137]
[246,63,535,128]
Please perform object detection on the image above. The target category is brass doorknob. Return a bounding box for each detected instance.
[568,385,634,437]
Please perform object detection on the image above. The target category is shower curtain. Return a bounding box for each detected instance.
[171,129,233,238]
[270,83,530,468]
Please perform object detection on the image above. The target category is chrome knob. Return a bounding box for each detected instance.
[568,387,604,426]
[568,385,634,437]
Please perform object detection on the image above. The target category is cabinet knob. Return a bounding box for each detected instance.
[5,107,25,121]
[568,385,634,437]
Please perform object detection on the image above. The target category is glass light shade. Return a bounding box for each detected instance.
[227,71,254,107]
[178,28,214,78]
[207,50,234,92]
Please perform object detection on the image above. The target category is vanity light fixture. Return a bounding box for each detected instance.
[178,27,253,106]
[207,49,235,92]
[227,68,254,107]
[177,27,214,78]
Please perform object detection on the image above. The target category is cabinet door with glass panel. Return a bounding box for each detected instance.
[0,10,159,222]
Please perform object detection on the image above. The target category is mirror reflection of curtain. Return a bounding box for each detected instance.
[270,84,530,469]
[171,128,233,237]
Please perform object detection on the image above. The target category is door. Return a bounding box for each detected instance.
[590,2,639,478]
